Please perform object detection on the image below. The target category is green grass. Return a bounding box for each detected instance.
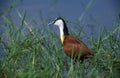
[0,10,120,78]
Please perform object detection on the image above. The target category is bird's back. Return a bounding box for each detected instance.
[63,35,94,61]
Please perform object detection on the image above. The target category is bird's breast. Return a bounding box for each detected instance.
[62,36,93,58]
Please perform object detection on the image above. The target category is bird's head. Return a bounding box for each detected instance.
[48,17,69,43]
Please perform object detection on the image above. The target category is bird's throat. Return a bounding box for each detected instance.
[61,35,65,44]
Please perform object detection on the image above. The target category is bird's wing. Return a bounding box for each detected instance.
[64,36,92,55]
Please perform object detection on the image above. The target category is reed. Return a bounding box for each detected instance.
[0,6,120,78]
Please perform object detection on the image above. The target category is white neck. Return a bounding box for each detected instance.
[54,19,64,43]
[59,25,64,42]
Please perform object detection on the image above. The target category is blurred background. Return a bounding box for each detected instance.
[0,0,120,35]
[0,0,120,78]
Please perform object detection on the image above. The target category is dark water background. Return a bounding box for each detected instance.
[0,0,120,34]
[0,0,120,46]
[0,1,120,77]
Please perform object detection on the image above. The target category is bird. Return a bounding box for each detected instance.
[49,17,94,62]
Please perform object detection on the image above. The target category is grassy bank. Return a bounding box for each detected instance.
[0,10,120,78]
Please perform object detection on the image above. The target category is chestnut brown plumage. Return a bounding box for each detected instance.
[63,35,94,62]
[51,17,94,62]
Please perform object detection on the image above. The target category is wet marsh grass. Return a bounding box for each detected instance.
[0,10,120,78]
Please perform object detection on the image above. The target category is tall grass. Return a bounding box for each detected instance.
[0,8,120,78]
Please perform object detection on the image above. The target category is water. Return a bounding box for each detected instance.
[0,1,120,77]
[0,0,120,47]
[0,0,119,33]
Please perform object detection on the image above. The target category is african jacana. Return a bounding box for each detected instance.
[49,17,94,62]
